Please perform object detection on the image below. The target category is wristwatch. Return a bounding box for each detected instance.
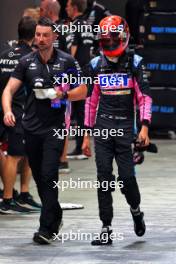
[61,91,68,100]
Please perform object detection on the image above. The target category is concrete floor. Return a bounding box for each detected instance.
[0,139,176,264]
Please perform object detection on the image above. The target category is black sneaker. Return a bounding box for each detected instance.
[59,161,71,174]
[91,226,113,246]
[13,189,19,200]
[33,231,53,245]
[67,149,88,160]
[16,192,41,211]
[131,209,146,237]
[0,199,32,215]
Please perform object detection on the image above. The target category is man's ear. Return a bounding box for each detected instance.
[53,32,58,41]
[73,6,77,14]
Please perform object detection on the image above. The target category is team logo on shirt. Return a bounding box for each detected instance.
[29,63,37,70]
[53,63,60,70]
[8,51,15,58]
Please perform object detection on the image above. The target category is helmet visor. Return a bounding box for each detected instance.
[99,30,128,52]
[100,32,120,51]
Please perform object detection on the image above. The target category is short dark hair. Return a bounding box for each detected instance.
[37,17,56,31]
[18,16,36,41]
[71,0,87,13]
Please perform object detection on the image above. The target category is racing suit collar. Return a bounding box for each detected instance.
[102,52,129,66]
[106,56,119,63]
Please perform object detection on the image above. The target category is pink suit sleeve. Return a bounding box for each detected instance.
[84,84,100,128]
[134,78,152,124]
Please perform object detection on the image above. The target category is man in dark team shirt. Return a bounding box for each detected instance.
[0,17,41,214]
[66,0,94,160]
[84,0,111,28]
[125,0,144,45]
[40,0,69,52]
[84,0,111,54]
[58,0,68,20]
[66,0,94,67]
[2,17,87,245]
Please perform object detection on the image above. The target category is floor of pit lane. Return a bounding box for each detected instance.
[0,139,176,264]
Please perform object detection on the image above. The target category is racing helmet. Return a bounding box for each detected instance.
[98,15,130,57]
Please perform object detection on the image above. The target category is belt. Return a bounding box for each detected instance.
[99,114,127,120]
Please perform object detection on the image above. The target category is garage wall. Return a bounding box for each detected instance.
[99,0,128,17]
[0,0,37,42]
[0,0,128,42]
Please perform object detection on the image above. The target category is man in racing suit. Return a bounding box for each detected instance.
[82,15,152,245]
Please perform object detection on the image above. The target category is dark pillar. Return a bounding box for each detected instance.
[0,0,37,43]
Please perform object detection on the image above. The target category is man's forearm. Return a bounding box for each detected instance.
[67,84,87,101]
[141,125,149,134]
[2,77,22,114]
[2,88,13,114]
[71,45,78,57]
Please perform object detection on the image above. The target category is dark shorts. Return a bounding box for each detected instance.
[0,112,7,142]
[7,129,26,156]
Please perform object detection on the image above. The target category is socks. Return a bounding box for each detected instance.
[3,198,13,204]
[103,221,112,227]
[20,192,30,199]
[131,206,141,216]
[102,225,112,233]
